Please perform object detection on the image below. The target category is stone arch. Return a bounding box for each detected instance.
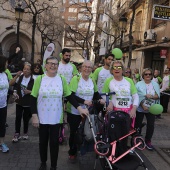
[0,29,39,61]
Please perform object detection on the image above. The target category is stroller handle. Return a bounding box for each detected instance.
[100,92,116,111]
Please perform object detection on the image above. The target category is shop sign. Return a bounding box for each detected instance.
[152,4,170,21]
[160,49,168,58]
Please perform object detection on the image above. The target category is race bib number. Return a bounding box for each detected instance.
[143,99,155,108]
[115,98,131,108]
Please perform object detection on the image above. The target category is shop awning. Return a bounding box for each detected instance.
[135,43,170,51]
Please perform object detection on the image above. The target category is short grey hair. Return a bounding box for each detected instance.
[82,60,94,68]
[46,56,58,64]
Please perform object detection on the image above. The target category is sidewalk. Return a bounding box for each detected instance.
[0,103,79,170]
[0,103,170,170]
[79,105,170,170]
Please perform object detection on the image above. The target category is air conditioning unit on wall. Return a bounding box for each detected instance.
[144,29,157,42]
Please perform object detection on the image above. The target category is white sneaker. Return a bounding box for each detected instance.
[12,133,21,143]
[22,134,28,140]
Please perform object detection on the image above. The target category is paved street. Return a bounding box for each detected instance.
[0,103,170,170]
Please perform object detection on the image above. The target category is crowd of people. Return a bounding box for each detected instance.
[0,47,169,170]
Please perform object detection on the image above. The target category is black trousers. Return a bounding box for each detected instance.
[160,92,170,112]
[15,104,31,134]
[0,106,7,137]
[39,124,60,168]
[67,113,82,156]
[135,111,155,142]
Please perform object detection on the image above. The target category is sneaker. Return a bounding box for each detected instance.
[12,133,21,143]
[0,143,9,153]
[145,141,154,151]
[39,162,47,170]
[22,134,29,140]
[68,155,77,163]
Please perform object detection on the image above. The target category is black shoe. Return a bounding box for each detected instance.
[50,167,57,170]
[39,163,47,170]
[156,115,162,119]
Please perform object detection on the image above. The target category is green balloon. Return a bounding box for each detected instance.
[149,104,163,115]
[111,48,123,60]
[59,53,63,59]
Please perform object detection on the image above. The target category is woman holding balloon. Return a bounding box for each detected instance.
[135,68,161,151]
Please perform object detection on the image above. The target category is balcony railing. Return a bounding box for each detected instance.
[119,1,130,17]
[129,0,144,9]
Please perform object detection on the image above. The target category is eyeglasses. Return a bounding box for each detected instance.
[82,66,92,69]
[125,71,131,73]
[112,66,122,70]
[34,67,40,69]
[144,73,152,76]
[46,62,58,66]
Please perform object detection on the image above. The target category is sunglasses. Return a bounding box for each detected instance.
[34,67,40,69]
[125,71,131,73]
[112,66,122,70]
[144,73,152,76]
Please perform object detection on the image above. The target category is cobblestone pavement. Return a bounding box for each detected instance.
[0,103,170,170]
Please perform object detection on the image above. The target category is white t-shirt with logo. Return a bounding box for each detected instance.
[58,62,74,84]
[0,73,9,108]
[97,67,112,93]
[31,74,71,124]
[108,78,135,109]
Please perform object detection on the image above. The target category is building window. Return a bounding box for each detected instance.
[78,14,90,20]
[80,8,88,12]
[66,41,74,46]
[68,17,77,21]
[70,25,76,29]
[79,0,90,3]
[69,0,78,4]
[69,8,77,12]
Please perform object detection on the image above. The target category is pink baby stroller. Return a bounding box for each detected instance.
[85,92,148,170]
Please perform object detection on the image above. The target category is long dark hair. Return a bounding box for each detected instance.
[0,55,7,73]
[32,63,43,75]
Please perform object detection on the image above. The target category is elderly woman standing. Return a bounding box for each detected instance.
[102,60,139,120]
[0,55,9,153]
[66,60,105,161]
[31,56,88,170]
[135,68,160,151]
[12,62,34,142]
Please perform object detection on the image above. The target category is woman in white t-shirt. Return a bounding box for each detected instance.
[30,56,89,170]
[66,60,105,161]
[0,55,9,153]
[12,62,34,142]
[102,60,139,120]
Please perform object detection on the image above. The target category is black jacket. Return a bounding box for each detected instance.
[14,74,34,107]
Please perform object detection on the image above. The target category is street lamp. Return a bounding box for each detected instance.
[41,34,47,58]
[15,3,24,46]
[119,17,127,49]
[94,40,100,63]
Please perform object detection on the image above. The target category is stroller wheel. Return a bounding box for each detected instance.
[133,136,146,150]
[94,141,109,156]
